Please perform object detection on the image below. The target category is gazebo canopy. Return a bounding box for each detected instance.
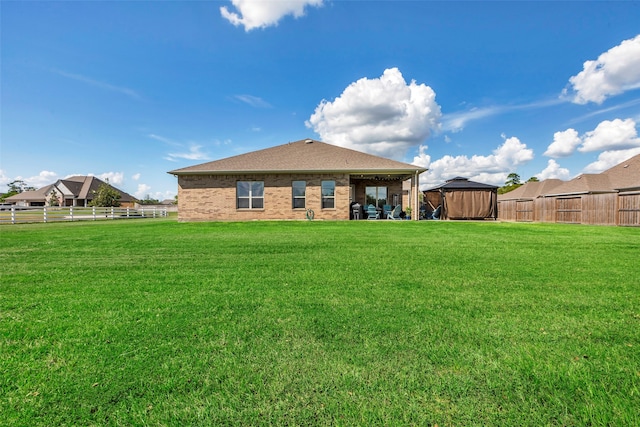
[424,177,498,220]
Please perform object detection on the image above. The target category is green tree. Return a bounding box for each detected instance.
[505,173,521,186]
[89,181,121,207]
[1,180,36,202]
[498,173,524,195]
[139,194,160,205]
[48,190,61,207]
[526,176,540,182]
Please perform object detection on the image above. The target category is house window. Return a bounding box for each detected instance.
[237,181,264,209]
[366,186,387,209]
[321,180,335,209]
[292,181,306,209]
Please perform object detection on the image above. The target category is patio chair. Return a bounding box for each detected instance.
[387,205,402,220]
[383,204,392,218]
[431,205,441,220]
[366,204,379,220]
[351,203,361,220]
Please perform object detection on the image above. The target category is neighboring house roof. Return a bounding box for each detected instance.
[4,176,136,203]
[60,176,137,202]
[544,173,616,197]
[424,177,498,191]
[168,138,427,178]
[498,179,564,201]
[498,154,640,200]
[599,153,640,192]
[4,185,53,202]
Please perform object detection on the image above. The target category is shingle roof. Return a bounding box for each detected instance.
[543,173,615,196]
[4,185,52,202]
[498,179,564,201]
[4,177,136,203]
[168,139,427,176]
[600,153,640,191]
[425,177,498,191]
[499,154,640,199]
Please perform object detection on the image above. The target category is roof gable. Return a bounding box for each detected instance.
[168,139,426,175]
[600,153,640,191]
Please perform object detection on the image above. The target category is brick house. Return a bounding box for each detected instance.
[168,138,427,221]
[4,176,137,208]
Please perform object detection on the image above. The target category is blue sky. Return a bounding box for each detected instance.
[2,1,640,199]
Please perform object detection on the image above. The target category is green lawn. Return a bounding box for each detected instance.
[1,219,639,426]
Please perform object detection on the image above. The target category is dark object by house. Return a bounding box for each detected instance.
[424,177,498,220]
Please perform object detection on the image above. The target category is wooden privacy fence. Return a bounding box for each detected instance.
[498,192,640,226]
[0,206,168,225]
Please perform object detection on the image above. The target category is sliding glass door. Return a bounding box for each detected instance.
[365,186,387,209]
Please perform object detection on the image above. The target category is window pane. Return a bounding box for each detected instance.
[237,181,250,197]
[292,181,306,197]
[293,198,306,209]
[237,198,249,209]
[252,197,264,209]
[321,181,335,197]
[378,187,387,208]
[251,181,264,197]
[322,197,334,209]
[365,186,376,206]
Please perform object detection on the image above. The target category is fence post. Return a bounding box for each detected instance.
[126,207,130,218]
[11,207,16,224]
[93,206,96,221]
[153,207,157,218]
[111,207,114,219]
[70,206,74,221]
[43,206,48,223]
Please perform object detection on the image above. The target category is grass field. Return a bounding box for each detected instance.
[1,219,639,426]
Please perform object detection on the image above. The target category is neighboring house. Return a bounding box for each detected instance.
[423,177,498,220]
[168,138,427,221]
[497,179,564,222]
[498,154,640,226]
[5,176,137,208]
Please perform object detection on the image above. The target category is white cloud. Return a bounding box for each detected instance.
[165,144,210,162]
[53,69,141,100]
[582,147,640,173]
[442,98,563,133]
[220,0,323,31]
[567,34,640,104]
[0,170,10,190]
[544,128,582,158]
[135,183,152,199]
[412,145,431,169]
[16,171,59,189]
[536,159,571,181]
[148,133,180,146]
[417,136,534,188]
[98,172,124,186]
[579,118,640,152]
[233,94,272,108]
[442,106,502,133]
[132,173,141,181]
[306,68,442,160]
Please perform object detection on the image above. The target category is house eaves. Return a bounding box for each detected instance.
[168,139,427,177]
[170,168,422,176]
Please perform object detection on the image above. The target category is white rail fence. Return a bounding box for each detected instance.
[0,206,168,225]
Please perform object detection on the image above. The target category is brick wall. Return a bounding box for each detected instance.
[177,173,351,221]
